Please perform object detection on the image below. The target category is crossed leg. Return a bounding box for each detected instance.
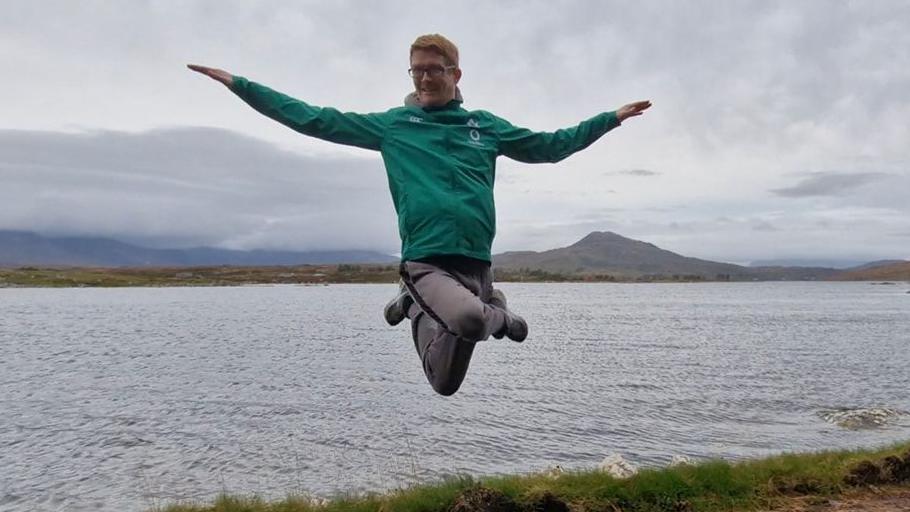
[400,258,509,396]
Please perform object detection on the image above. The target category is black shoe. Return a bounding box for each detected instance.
[489,289,528,342]
[383,280,413,326]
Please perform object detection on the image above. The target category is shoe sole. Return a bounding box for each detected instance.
[508,316,528,342]
[384,301,406,326]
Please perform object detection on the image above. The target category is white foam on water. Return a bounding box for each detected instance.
[599,453,638,478]
[669,455,694,467]
[817,408,907,429]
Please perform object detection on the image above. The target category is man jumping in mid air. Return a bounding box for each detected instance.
[189,34,650,396]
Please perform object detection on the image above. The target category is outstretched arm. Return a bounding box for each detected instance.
[497,100,651,163]
[187,64,388,151]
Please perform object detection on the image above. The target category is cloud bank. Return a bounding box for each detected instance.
[0,128,398,252]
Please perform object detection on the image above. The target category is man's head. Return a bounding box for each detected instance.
[409,34,461,108]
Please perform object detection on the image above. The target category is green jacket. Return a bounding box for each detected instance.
[230,77,621,262]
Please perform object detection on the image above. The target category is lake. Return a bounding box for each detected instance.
[1,282,909,511]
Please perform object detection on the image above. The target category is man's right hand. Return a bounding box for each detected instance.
[187,64,233,87]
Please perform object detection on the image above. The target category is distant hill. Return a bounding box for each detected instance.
[494,231,842,281]
[829,261,910,281]
[750,258,860,269]
[0,231,397,267]
[4,229,901,281]
[742,265,842,281]
[844,260,908,272]
[750,258,904,270]
[494,231,749,279]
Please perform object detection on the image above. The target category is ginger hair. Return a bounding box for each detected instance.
[410,34,459,67]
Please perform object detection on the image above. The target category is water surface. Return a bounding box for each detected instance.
[1,282,908,511]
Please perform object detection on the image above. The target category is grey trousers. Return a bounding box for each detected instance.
[399,256,511,396]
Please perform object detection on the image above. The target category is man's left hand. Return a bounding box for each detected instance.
[616,100,652,122]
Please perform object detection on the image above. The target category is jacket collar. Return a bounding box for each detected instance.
[404,87,463,110]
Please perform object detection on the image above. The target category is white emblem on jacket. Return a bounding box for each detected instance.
[467,119,483,146]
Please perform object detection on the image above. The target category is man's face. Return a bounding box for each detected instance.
[410,49,461,108]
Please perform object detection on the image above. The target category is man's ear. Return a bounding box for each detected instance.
[453,68,462,83]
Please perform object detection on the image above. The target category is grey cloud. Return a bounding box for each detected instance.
[0,128,398,251]
[668,221,699,232]
[711,216,779,231]
[495,172,522,185]
[603,169,661,177]
[645,206,681,213]
[568,209,624,222]
[771,172,889,198]
[623,169,660,177]
[751,221,779,232]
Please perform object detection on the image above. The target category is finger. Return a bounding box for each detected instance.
[620,102,649,114]
[188,65,217,79]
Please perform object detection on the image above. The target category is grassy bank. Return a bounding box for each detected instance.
[155,441,910,512]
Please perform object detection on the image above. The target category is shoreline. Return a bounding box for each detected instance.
[153,441,910,512]
[3,265,908,288]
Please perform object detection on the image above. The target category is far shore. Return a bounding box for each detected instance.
[2,264,909,288]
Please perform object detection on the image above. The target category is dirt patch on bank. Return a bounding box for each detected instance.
[448,487,576,512]
[844,450,910,486]
[447,485,910,512]
[773,449,910,512]
[772,487,910,511]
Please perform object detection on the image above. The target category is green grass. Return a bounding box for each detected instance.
[152,441,910,512]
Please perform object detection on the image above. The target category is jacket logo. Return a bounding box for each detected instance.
[409,116,423,123]
[467,119,483,146]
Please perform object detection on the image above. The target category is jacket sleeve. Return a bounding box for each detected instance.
[494,111,621,163]
[230,76,388,151]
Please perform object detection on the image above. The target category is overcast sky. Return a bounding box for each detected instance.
[2,0,908,264]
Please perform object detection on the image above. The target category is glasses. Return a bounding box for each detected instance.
[407,65,456,79]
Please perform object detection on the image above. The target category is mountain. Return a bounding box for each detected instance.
[829,261,910,281]
[494,231,748,279]
[0,231,397,267]
[493,231,841,280]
